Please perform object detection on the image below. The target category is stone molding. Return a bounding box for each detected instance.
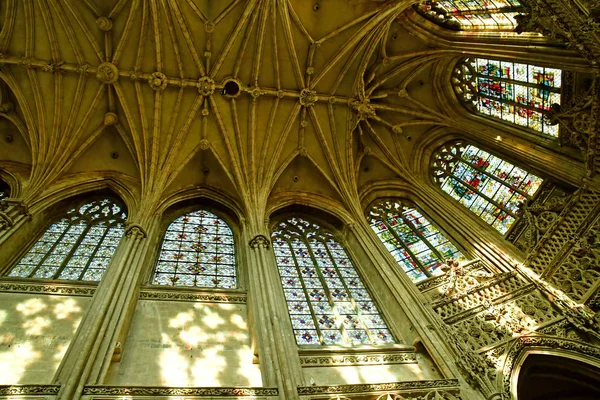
[298,351,417,367]
[249,234,270,250]
[0,280,96,297]
[297,379,460,396]
[0,385,60,395]
[125,223,147,239]
[139,286,247,303]
[82,386,278,397]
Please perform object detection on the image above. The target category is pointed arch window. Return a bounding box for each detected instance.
[272,217,395,346]
[431,141,544,234]
[368,200,466,283]
[453,58,562,136]
[152,210,236,289]
[7,197,127,281]
[416,1,525,31]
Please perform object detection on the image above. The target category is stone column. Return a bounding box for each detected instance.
[53,220,154,400]
[0,198,30,247]
[245,231,304,400]
[348,217,487,400]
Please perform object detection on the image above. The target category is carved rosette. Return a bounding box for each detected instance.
[197,76,215,96]
[96,62,119,84]
[349,98,376,120]
[299,88,317,106]
[249,234,271,250]
[149,72,168,91]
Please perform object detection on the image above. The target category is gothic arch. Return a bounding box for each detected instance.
[500,335,600,399]
[267,192,355,229]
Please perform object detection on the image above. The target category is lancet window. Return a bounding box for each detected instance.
[272,217,395,346]
[7,197,126,281]
[152,210,236,289]
[416,1,525,31]
[368,200,465,283]
[453,58,562,136]
[432,141,544,234]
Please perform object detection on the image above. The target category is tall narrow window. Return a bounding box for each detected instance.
[152,210,236,289]
[368,200,465,283]
[416,1,525,31]
[431,141,544,234]
[272,217,394,346]
[453,58,562,136]
[7,197,127,281]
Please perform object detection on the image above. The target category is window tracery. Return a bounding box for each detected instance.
[453,58,562,136]
[152,210,236,289]
[7,197,127,281]
[416,1,525,31]
[272,217,395,346]
[368,200,466,283]
[432,141,544,234]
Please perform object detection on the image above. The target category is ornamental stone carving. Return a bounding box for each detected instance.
[96,62,119,84]
[197,76,215,96]
[299,88,317,106]
[249,234,270,250]
[149,72,168,91]
[350,97,376,120]
[96,17,113,31]
[125,223,147,239]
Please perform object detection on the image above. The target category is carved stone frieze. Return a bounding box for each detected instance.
[0,385,60,395]
[139,287,247,303]
[0,280,96,296]
[82,386,278,396]
[299,352,417,367]
[296,380,460,396]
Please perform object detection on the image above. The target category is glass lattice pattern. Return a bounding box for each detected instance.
[272,217,395,346]
[152,210,236,288]
[432,142,544,235]
[453,58,562,136]
[368,200,465,283]
[416,1,524,30]
[8,198,126,281]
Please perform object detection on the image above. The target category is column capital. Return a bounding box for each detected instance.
[125,223,147,239]
[249,234,271,250]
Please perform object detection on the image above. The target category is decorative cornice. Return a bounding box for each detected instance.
[82,386,278,397]
[125,223,147,239]
[249,234,270,250]
[299,352,417,367]
[297,379,460,395]
[0,280,96,297]
[0,385,60,395]
[139,287,247,303]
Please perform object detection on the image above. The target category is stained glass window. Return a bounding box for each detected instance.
[272,217,395,346]
[453,58,562,136]
[368,200,466,283]
[432,141,544,235]
[416,1,525,31]
[152,210,236,289]
[7,198,127,281]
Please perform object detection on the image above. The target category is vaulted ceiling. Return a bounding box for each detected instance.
[0,0,580,225]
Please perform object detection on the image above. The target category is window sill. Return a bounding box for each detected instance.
[139,285,247,304]
[298,344,417,367]
[0,277,97,296]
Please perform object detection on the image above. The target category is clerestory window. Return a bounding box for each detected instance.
[272,217,395,346]
[7,197,127,281]
[368,200,466,283]
[416,0,526,31]
[152,210,236,289]
[0,180,9,200]
[431,141,544,235]
[453,58,562,136]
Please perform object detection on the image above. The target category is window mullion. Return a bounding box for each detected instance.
[54,220,94,279]
[474,73,561,93]
[398,213,446,263]
[303,234,348,344]
[450,153,532,198]
[28,223,72,278]
[381,218,431,277]
[287,237,326,346]
[76,219,113,280]
[439,169,519,218]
